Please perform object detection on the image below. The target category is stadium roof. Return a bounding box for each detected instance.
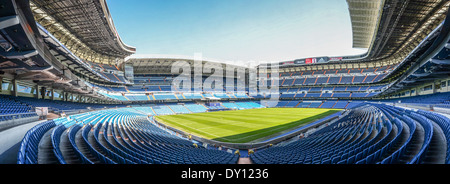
[30,0,136,63]
[347,0,384,49]
[125,55,250,75]
[365,0,449,61]
[259,0,450,73]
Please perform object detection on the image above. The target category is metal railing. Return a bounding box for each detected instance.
[0,112,38,120]
[379,102,450,115]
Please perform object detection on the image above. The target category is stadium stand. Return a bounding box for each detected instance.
[17,109,239,164]
[13,101,450,164]
[152,106,175,116]
[250,103,449,164]
[184,104,209,113]
[0,95,37,121]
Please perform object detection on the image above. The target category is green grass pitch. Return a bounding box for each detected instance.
[155,108,341,143]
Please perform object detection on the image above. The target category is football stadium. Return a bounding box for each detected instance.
[0,0,450,169]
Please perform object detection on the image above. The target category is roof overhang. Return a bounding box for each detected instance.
[347,0,385,49]
[29,0,136,62]
[125,55,250,75]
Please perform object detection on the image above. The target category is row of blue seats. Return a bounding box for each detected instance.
[17,120,56,164]
[278,66,392,77]
[0,114,35,122]
[378,92,450,105]
[275,100,362,109]
[261,74,388,86]
[0,95,37,122]
[18,108,239,164]
[279,86,384,93]
[12,96,126,113]
[416,110,450,163]
[251,105,383,164]
[250,103,450,164]
[372,104,444,164]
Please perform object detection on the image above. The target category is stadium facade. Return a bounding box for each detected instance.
[0,0,449,165]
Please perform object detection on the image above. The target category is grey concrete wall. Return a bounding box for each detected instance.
[0,116,40,132]
[0,121,45,164]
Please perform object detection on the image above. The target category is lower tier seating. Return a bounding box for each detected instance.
[16,102,449,164]
[17,109,239,164]
[250,103,450,164]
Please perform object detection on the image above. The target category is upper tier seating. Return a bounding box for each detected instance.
[276,74,388,86]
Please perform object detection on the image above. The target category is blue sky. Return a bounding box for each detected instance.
[108,0,367,64]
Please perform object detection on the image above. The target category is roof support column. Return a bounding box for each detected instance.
[12,79,18,97]
[51,89,55,101]
[0,76,2,92]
